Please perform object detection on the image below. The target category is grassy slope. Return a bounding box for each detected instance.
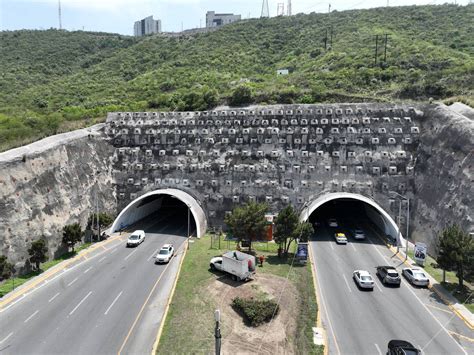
[0,4,473,151]
[157,236,322,354]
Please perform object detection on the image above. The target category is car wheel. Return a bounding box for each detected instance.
[232,275,237,281]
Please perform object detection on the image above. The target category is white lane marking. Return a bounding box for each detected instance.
[368,234,467,354]
[374,343,382,355]
[98,256,107,263]
[110,247,118,254]
[342,274,352,293]
[104,291,123,315]
[350,242,357,251]
[374,280,383,293]
[67,277,78,287]
[124,248,139,261]
[313,248,342,355]
[48,292,60,303]
[84,266,93,274]
[69,291,92,316]
[147,246,162,261]
[0,332,13,344]
[329,242,335,250]
[24,310,39,323]
[0,239,126,314]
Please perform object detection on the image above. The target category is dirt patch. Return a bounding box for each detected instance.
[206,272,299,354]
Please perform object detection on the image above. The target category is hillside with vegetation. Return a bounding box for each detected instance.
[0,4,473,151]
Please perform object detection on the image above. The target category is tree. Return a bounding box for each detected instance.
[62,223,83,252]
[436,224,474,288]
[229,85,253,107]
[274,205,314,256]
[224,202,268,252]
[0,256,14,281]
[87,212,114,231]
[273,205,299,253]
[28,239,49,271]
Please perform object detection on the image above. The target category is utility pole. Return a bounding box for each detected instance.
[330,27,333,49]
[324,28,328,50]
[374,34,379,66]
[58,0,62,30]
[214,310,222,355]
[287,0,292,16]
[383,34,389,63]
[328,3,331,13]
[261,0,270,18]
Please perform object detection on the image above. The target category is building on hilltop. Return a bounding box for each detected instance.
[206,11,241,28]
[134,16,161,37]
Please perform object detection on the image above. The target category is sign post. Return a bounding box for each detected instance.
[414,242,427,266]
[296,243,309,264]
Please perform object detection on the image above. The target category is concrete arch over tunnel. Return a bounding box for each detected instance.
[111,188,207,238]
[300,192,406,247]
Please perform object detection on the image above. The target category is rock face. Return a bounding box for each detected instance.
[0,103,472,268]
[412,104,474,253]
[0,125,116,270]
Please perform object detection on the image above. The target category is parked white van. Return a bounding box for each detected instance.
[127,230,145,247]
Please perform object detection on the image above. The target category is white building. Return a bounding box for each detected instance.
[134,16,161,37]
[206,11,241,28]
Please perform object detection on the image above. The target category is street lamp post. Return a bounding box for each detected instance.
[390,191,410,259]
[214,309,221,355]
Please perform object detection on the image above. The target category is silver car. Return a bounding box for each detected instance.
[402,268,429,287]
[353,229,366,240]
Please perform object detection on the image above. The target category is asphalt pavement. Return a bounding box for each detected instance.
[0,212,188,355]
[311,218,473,355]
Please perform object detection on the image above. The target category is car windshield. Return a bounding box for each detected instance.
[413,272,426,278]
[129,235,139,240]
[361,276,372,281]
[355,230,363,233]
[388,272,398,277]
[159,249,169,255]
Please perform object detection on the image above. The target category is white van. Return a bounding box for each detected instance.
[127,230,145,247]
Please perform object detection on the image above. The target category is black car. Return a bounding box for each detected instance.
[387,340,421,355]
[376,266,401,286]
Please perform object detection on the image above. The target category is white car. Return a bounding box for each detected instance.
[353,270,375,289]
[328,218,338,228]
[127,230,145,247]
[155,244,175,264]
[353,229,366,240]
[402,268,430,287]
[334,232,348,244]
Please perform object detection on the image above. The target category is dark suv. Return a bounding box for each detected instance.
[387,340,421,355]
[376,266,401,286]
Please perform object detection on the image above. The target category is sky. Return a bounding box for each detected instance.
[0,0,470,35]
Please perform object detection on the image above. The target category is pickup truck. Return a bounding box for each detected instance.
[210,251,256,281]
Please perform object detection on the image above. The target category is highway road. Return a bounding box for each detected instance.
[0,212,188,355]
[310,215,473,355]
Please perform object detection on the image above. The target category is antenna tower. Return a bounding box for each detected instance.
[277,3,285,16]
[261,0,270,18]
[58,0,62,29]
[287,0,292,16]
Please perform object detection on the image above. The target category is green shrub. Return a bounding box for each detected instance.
[231,296,279,327]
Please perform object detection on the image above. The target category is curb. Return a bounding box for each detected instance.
[308,243,328,355]
[151,239,189,354]
[366,223,474,330]
[0,233,124,310]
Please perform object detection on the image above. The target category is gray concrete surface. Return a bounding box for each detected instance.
[0,213,187,355]
[311,216,473,355]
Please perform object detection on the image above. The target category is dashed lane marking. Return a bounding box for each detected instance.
[0,332,13,344]
[69,291,92,316]
[67,277,78,287]
[24,310,39,323]
[99,256,107,263]
[124,248,139,261]
[48,292,60,303]
[342,274,352,293]
[84,266,93,274]
[374,343,382,355]
[104,291,123,316]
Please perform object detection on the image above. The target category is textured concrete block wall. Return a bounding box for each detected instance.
[105,104,422,235]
